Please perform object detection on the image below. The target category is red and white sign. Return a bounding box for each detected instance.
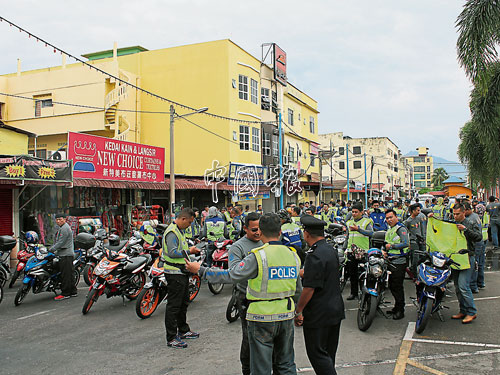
[67,132,165,183]
[273,44,287,86]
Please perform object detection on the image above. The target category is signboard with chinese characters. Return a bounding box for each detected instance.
[67,132,165,183]
[0,155,72,182]
[273,44,287,86]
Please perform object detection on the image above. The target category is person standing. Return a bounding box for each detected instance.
[227,212,263,375]
[451,203,482,324]
[279,209,306,264]
[185,213,302,374]
[464,202,484,294]
[384,209,410,320]
[404,204,427,276]
[185,207,201,240]
[201,206,228,266]
[486,196,500,249]
[163,208,201,348]
[295,216,345,375]
[51,213,77,300]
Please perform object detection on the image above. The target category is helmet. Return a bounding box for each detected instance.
[25,231,39,244]
[108,233,120,246]
[278,209,290,222]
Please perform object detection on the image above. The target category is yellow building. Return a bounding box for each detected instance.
[403,147,434,189]
[0,40,320,210]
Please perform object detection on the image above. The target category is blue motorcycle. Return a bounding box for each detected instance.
[414,251,458,334]
[14,246,80,306]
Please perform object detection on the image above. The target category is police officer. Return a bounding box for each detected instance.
[404,203,426,275]
[394,201,404,222]
[278,209,306,264]
[162,208,201,348]
[343,203,373,300]
[432,198,446,220]
[185,207,201,240]
[201,206,228,266]
[384,209,410,320]
[231,206,244,241]
[291,206,302,225]
[295,215,345,375]
[185,213,302,374]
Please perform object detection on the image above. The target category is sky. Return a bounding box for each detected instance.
[0,1,472,162]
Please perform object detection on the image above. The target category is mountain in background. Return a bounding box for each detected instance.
[404,151,467,179]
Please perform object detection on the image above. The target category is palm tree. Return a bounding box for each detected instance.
[431,168,449,189]
[456,1,500,187]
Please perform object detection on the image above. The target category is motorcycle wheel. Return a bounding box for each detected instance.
[73,269,81,287]
[226,294,240,323]
[9,270,20,289]
[415,296,433,334]
[125,273,146,300]
[83,263,95,286]
[0,284,3,304]
[339,267,347,293]
[136,287,160,319]
[189,275,201,302]
[82,288,99,315]
[14,284,31,306]
[357,293,378,331]
[208,282,224,295]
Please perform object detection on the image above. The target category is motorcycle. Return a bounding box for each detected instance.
[9,242,35,288]
[326,223,347,291]
[135,244,206,319]
[81,248,149,314]
[357,247,392,331]
[208,239,233,295]
[14,245,80,306]
[413,251,457,334]
[0,235,17,304]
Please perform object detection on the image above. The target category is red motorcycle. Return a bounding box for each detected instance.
[9,243,35,288]
[208,239,232,295]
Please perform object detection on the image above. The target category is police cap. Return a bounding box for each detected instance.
[300,215,326,235]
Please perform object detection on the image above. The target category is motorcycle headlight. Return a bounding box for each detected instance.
[432,255,446,268]
[370,264,383,278]
[36,246,48,260]
[335,236,345,244]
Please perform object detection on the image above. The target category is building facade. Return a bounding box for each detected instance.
[403,147,434,190]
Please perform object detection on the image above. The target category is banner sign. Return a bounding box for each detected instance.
[273,44,287,86]
[0,155,72,182]
[227,163,267,186]
[68,132,165,183]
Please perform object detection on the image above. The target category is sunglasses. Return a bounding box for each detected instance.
[249,228,260,233]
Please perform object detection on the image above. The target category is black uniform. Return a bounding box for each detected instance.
[301,216,345,375]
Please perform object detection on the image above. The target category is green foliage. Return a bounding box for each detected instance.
[418,188,431,194]
[431,168,449,188]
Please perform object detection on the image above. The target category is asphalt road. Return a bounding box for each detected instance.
[2,258,500,374]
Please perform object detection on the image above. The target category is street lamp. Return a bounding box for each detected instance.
[170,104,209,222]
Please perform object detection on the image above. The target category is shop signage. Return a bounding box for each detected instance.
[273,44,287,86]
[233,192,271,202]
[67,132,165,183]
[0,155,72,182]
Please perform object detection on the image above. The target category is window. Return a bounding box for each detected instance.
[272,135,279,157]
[309,116,315,133]
[413,156,425,163]
[427,173,431,180]
[252,127,260,152]
[239,125,249,150]
[261,87,270,111]
[0,102,4,119]
[288,108,294,125]
[339,147,344,155]
[414,166,425,173]
[250,79,258,104]
[415,173,426,180]
[353,161,361,169]
[36,149,47,159]
[288,147,295,163]
[415,181,426,188]
[352,146,361,154]
[339,161,345,169]
[310,154,315,167]
[427,166,431,172]
[238,75,248,100]
[263,133,271,156]
[271,91,278,113]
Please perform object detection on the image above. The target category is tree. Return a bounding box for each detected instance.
[431,168,449,190]
[456,0,500,188]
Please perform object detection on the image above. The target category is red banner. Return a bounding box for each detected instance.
[273,44,287,86]
[67,132,165,183]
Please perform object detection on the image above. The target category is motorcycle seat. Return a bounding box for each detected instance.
[107,240,128,252]
[123,256,148,272]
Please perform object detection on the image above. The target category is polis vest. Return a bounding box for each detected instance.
[394,208,404,221]
[246,244,300,322]
[206,218,225,241]
[162,223,189,274]
[482,212,490,241]
[385,224,408,256]
[346,217,371,250]
[432,205,445,220]
[281,222,302,248]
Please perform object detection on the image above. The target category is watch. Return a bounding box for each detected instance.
[295,311,303,317]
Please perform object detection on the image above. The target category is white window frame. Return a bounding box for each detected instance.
[288,146,295,163]
[238,75,248,100]
[239,125,249,150]
[250,79,258,104]
[288,108,294,125]
[272,135,279,157]
[252,127,260,152]
[263,133,271,156]
[309,116,315,133]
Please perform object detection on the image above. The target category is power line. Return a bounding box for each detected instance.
[178,115,239,145]
[0,16,273,125]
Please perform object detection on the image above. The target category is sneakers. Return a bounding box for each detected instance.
[179,331,200,340]
[167,337,188,349]
[54,295,70,301]
[471,289,479,294]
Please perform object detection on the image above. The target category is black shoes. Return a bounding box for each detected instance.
[392,311,405,320]
[346,294,357,301]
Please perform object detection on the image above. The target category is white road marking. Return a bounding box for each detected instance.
[409,338,500,348]
[16,309,55,320]
[403,322,415,341]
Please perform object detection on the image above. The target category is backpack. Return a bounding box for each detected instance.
[370,210,388,231]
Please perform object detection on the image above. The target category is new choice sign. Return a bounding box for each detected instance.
[67,132,165,183]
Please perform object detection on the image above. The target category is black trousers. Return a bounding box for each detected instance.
[303,323,341,375]
[164,274,190,342]
[347,258,361,295]
[59,255,77,297]
[389,262,407,312]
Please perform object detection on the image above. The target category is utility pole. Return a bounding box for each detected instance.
[319,152,323,203]
[330,140,333,201]
[369,156,374,199]
[364,153,368,208]
[169,104,175,222]
[377,169,380,201]
[346,143,350,202]
[278,112,283,209]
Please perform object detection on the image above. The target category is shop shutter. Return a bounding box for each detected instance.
[0,189,13,236]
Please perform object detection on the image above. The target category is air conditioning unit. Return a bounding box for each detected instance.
[48,150,67,160]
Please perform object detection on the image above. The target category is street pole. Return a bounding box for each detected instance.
[378,169,380,200]
[364,153,368,208]
[369,156,374,200]
[169,104,175,223]
[278,112,283,209]
[330,140,333,202]
[319,153,323,203]
[346,144,350,202]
